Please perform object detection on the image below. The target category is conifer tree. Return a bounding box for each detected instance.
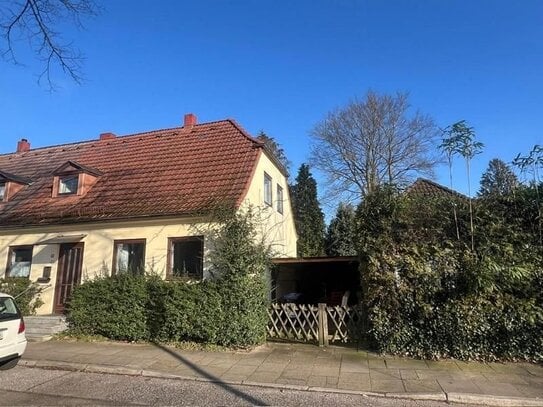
[325,202,357,256]
[290,164,325,257]
[479,158,519,197]
[256,131,291,172]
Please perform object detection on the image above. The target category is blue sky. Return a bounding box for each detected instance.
[1,1,542,211]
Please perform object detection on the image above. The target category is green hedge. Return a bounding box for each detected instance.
[67,274,268,346]
[363,250,543,361]
[68,208,270,347]
[68,274,149,341]
[0,278,43,315]
[357,186,543,361]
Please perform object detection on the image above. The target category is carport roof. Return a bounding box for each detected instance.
[272,256,358,265]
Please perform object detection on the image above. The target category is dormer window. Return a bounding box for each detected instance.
[52,161,102,198]
[59,175,79,195]
[0,170,31,202]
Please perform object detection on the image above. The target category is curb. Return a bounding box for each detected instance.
[19,359,543,406]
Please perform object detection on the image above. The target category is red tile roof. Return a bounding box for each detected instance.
[405,178,467,200]
[0,119,264,227]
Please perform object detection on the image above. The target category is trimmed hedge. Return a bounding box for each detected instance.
[68,274,149,341]
[67,274,269,346]
[68,208,270,347]
[357,186,543,362]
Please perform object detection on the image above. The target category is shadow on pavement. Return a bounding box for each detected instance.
[151,342,268,406]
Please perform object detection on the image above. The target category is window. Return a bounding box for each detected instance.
[113,240,146,275]
[264,172,272,206]
[0,296,20,322]
[168,236,203,279]
[58,175,79,195]
[277,184,284,214]
[0,182,5,201]
[6,246,33,278]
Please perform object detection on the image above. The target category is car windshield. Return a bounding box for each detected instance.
[0,297,20,321]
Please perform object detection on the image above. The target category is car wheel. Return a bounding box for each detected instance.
[0,357,19,370]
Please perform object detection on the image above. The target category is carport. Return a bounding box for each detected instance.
[270,256,360,306]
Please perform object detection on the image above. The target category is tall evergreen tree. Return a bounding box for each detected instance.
[291,164,325,257]
[479,158,519,197]
[325,202,357,256]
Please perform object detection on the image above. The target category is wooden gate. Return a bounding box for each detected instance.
[267,303,364,346]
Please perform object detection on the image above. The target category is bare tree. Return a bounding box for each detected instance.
[310,91,439,201]
[1,0,98,89]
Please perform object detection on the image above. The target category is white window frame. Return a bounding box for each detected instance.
[264,172,272,206]
[277,184,284,214]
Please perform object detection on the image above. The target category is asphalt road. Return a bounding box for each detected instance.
[0,366,464,406]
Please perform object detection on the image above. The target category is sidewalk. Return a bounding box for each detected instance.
[21,340,543,406]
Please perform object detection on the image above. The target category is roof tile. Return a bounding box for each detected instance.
[405,178,467,200]
[0,119,262,226]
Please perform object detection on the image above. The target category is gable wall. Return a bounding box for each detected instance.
[241,152,297,257]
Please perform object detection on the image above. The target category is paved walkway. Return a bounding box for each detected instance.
[21,340,543,406]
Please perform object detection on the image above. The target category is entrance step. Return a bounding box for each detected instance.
[24,315,67,342]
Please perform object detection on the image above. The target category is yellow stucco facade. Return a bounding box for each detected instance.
[241,151,297,257]
[0,150,297,314]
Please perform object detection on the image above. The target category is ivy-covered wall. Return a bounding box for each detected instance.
[357,186,543,361]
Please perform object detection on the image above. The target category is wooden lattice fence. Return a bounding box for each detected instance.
[267,303,364,346]
[267,303,320,342]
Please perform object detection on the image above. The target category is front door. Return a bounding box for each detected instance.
[54,243,84,314]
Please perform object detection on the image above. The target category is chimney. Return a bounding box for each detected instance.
[16,138,30,153]
[184,113,197,127]
[99,132,116,141]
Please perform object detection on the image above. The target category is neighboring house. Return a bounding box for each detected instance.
[405,178,468,200]
[0,114,297,315]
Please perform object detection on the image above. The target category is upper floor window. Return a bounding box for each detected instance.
[5,246,33,278]
[52,161,102,198]
[168,236,204,280]
[264,172,272,206]
[0,170,31,202]
[113,239,146,275]
[59,175,79,195]
[277,184,284,214]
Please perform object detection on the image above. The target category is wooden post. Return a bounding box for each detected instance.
[318,303,329,347]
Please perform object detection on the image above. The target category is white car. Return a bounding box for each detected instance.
[0,293,27,370]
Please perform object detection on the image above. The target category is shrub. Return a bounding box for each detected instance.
[68,208,271,347]
[68,274,149,341]
[0,277,44,315]
[146,278,222,343]
[207,208,271,346]
[357,186,543,361]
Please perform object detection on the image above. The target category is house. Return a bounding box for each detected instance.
[0,114,297,315]
[405,178,468,200]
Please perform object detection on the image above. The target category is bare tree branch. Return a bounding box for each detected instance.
[310,90,440,202]
[1,0,98,90]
